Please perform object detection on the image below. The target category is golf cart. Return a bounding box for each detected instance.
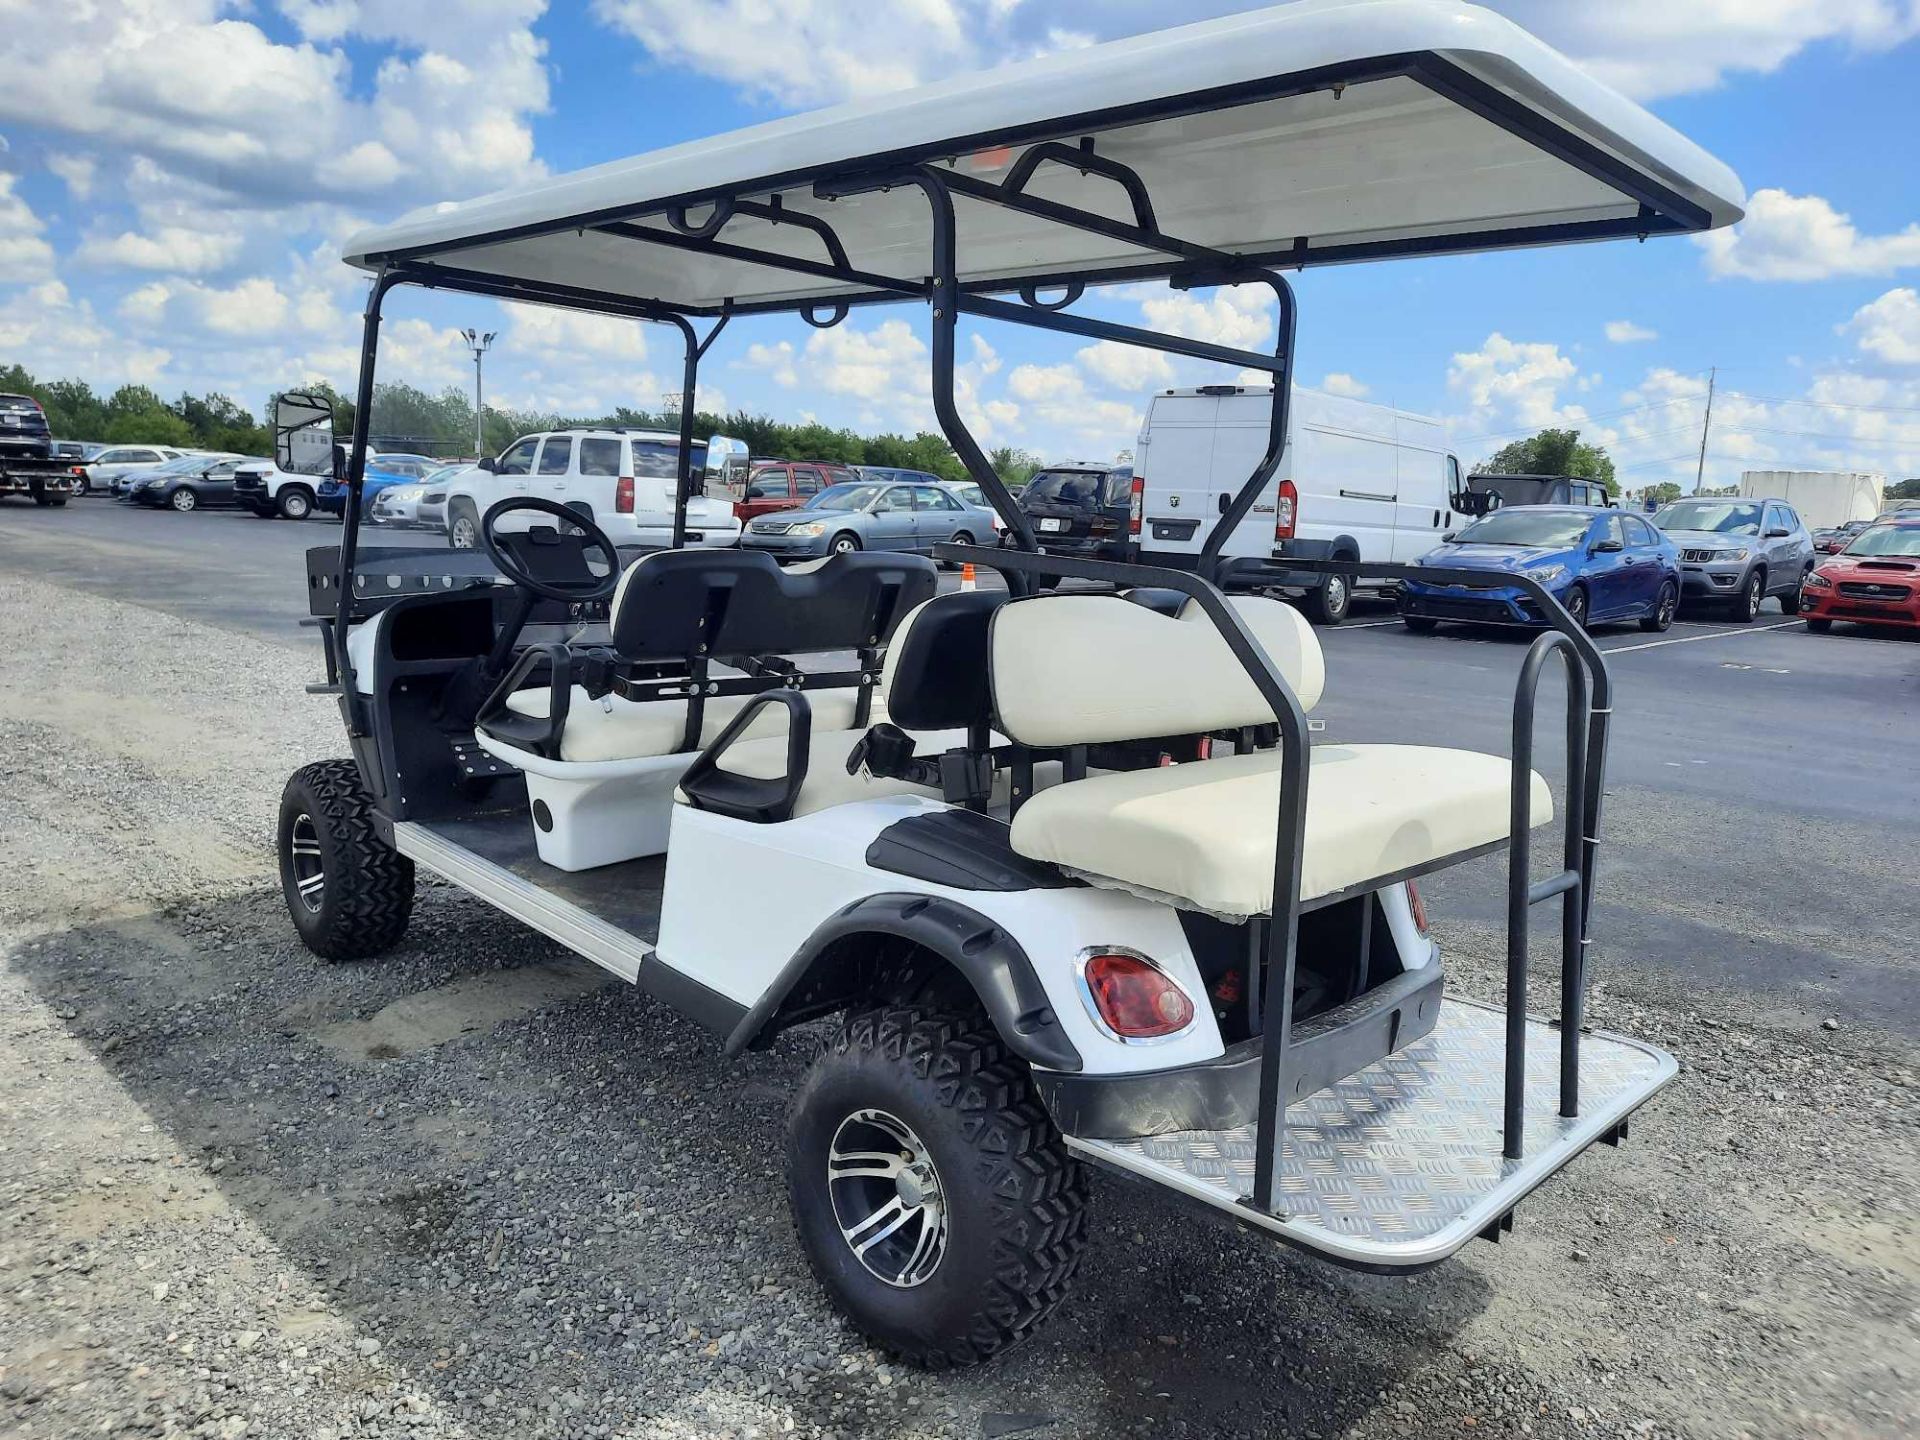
[276,0,1742,1367]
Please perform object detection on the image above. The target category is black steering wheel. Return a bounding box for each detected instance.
[479,497,622,603]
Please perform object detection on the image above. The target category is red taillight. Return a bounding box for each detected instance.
[1406,880,1430,936]
[615,475,634,513]
[70,465,85,476]
[1080,952,1195,1040]
[1274,478,1298,541]
[1128,475,1145,538]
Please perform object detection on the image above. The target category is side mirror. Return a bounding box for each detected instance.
[476,456,499,473]
[1767,527,1791,538]
[1441,531,1456,543]
[1591,538,1624,554]
[273,391,338,479]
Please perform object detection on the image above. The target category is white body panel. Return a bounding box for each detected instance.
[1739,470,1884,530]
[344,2,1742,308]
[1134,387,1460,579]
[473,730,689,872]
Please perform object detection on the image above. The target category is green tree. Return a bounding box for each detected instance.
[1641,480,1683,506]
[1480,427,1619,498]
[989,445,1044,489]
[1886,477,1920,501]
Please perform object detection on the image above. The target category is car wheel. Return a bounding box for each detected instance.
[831,532,861,556]
[448,502,480,550]
[169,488,197,513]
[1402,615,1440,635]
[787,1005,1088,1369]
[1733,569,1764,623]
[71,476,89,498]
[936,531,975,570]
[1302,570,1351,626]
[47,491,67,508]
[1563,584,1589,630]
[1640,579,1678,633]
[278,760,415,961]
[279,487,314,521]
[1805,618,1832,633]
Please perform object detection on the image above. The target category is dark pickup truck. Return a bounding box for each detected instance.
[0,392,74,507]
[1457,472,1613,516]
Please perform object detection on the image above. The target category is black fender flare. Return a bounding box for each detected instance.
[723,892,1083,1072]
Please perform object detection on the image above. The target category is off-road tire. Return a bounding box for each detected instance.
[278,760,414,961]
[787,1006,1088,1369]
[1402,614,1440,634]
[1301,570,1351,625]
[279,486,315,521]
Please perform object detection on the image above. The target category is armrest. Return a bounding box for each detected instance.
[677,690,813,823]
[473,643,574,760]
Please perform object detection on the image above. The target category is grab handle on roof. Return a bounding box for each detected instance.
[1005,139,1157,234]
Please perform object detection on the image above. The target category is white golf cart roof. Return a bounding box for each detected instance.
[343,0,1742,314]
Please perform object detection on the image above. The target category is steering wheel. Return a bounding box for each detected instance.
[480,497,622,603]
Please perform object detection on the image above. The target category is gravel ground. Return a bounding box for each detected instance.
[1,568,1914,1440]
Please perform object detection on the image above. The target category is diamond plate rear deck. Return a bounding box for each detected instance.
[1067,997,1675,1269]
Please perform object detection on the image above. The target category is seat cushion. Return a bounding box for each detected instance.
[1008,745,1552,918]
[504,686,874,764]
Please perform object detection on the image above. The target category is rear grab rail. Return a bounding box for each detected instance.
[935,545,1611,1212]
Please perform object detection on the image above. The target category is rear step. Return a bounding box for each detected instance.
[1064,995,1675,1272]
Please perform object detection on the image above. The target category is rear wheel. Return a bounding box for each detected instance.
[937,531,974,569]
[1781,568,1808,615]
[787,1006,1088,1369]
[278,486,314,521]
[1640,579,1678,632]
[1301,570,1351,626]
[278,760,414,961]
[449,501,480,550]
[1732,569,1764,623]
[71,475,89,498]
[169,487,197,513]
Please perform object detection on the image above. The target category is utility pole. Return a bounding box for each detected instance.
[461,328,496,458]
[1693,366,1716,495]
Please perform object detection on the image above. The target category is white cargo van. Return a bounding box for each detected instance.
[1130,385,1464,622]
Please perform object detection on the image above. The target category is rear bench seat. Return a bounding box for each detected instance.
[989,593,1551,919]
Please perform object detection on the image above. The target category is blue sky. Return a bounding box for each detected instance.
[1,1,1917,491]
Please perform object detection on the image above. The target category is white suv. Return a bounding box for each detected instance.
[443,428,741,551]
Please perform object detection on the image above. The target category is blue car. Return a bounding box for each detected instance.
[1399,505,1680,633]
[316,453,440,515]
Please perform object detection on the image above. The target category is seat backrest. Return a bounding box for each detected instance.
[880,590,1007,730]
[609,549,936,660]
[988,593,1324,747]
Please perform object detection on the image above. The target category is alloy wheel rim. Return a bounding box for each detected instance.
[825,1108,949,1289]
[453,516,476,548]
[1748,577,1761,612]
[1660,586,1676,624]
[173,491,194,511]
[289,814,325,914]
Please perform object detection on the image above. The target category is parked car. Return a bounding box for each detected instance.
[443,428,741,550]
[1457,472,1614,516]
[77,443,187,497]
[741,479,997,560]
[1012,461,1135,562]
[0,391,54,463]
[131,453,257,512]
[857,465,947,488]
[1812,519,1873,554]
[1652,496,1814,621]
[234,460,318,520]
[316,454,441,516]
[735,460,861,522]
[1799,519,1920,632]
[369,464,468,530]
[116,453,214,499]
[1399,505,1680,633]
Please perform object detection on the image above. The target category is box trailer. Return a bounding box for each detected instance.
[1741,470,1882,531]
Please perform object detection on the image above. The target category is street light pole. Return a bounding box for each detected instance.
[461,328,497,458]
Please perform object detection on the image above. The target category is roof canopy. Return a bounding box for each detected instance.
[344,0,1743,315]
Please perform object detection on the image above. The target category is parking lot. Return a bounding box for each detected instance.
[1,499,1914,1439]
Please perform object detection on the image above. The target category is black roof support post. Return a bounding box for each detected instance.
[1196,270,1297,585]
[668,307,732,551]
[334,268,404,734]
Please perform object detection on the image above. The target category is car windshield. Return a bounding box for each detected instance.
[1843,525,1920,557]
[155,455,209,473]
[1655,500,1762,535]
[806,483,884,512]
[632,439,709,479]
[1449,511,1593,548]
[1023,470,1105,505]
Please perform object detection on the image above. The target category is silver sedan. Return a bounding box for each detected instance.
[741,479,999,560]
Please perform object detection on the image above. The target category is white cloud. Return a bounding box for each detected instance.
[506,302,653,361]
[1696,189,1920,282]
[1447,333,1579,427]
[0,281,171,388]
[76,226,245,274]
[1842,287,1920,365]
[1604,320,1658,344]
[0,174,55,283]
[1138,285,1274,351]
[1007,361,1142,447]
[47,153,95,200]
[1320,372,1371,398]
[1077,340,1174,393]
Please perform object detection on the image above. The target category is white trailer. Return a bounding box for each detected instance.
[1740,470,1883,530]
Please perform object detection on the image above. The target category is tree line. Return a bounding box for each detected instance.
[0,362,1048,487]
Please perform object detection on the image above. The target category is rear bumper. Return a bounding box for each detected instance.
[1214,538,1344,591]
[1034,962,1444,1140]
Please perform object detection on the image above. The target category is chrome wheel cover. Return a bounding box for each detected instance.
[826,1108,949,1289]
[288,814,325,914]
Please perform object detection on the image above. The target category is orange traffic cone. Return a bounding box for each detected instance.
[960,563,977,591]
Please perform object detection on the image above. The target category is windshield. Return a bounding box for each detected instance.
[632,439,709,479]
[1024,469,1106,505]
[1450,510,1593,548]
[807,483,885,512]
[155,455,208,473]
[1844,525,1920,558]
[1655,500,1761,535]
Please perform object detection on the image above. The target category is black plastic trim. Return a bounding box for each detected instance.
[864,809,1080,892]
[1034,962,1443,1140]
[637,958,750,1037]
[724,892,1082,1072]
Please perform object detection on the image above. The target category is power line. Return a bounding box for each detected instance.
[1719,388,1920,417]
[1715,424,1920,452]
[1453,395,1699,446]
[1615,450,1702,473]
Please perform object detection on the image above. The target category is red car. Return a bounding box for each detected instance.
[1800,519,1920,632]
[734,460,861,521]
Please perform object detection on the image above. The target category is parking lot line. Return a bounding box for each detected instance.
[1601,620,1800,656]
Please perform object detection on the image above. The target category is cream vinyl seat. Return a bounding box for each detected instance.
[988,593,1552,918]
[505,685,875,765]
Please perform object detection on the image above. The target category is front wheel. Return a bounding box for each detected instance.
[1640,579,1678,632]
[448,501,480,550]
[1732,569,1764,623]
[1402,614,1440,634]
[169,488,197,513]
[830,532,861,556]
[787,1007,1088,1369]
[1563,584,1590,630]
[279,486,314,521]
[1301,570,1351,626]
[278,760,414,961]
[1805,618,1832,633]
